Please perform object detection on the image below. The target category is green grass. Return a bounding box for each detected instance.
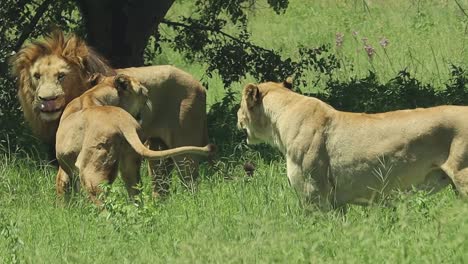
[1,152,468,263]
[2,0,468,262]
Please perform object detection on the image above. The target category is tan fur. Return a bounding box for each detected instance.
[56,74,214,203]
[237,81,468,210]
[12,31,208,197]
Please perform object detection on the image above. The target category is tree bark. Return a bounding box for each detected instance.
[76,0,174,68]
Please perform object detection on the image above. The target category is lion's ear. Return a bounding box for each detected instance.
[114,74,132,91]
[243,83,260,108]
[283,77,293,89]
[62,35,88,66]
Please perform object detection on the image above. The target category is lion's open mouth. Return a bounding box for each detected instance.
[39,99,64,113]
[38,99,65,121]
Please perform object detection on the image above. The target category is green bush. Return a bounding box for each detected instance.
[323,65,468,113]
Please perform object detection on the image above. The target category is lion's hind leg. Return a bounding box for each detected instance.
[80,163,118,205]
[119,147,143,198]
[448,168,468,196]
[414,168,453,194]
[78,143,119,204]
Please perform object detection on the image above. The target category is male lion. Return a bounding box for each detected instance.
[237,79,468,210]
[11,31,208,197]
[10,31,115,146]
[56,74,214,202]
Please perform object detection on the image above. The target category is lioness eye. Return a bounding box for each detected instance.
[57,72,66,81]
[33,73,41,80]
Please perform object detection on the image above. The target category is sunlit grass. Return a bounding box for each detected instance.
[162,0,467,96]
[1,153,467,262]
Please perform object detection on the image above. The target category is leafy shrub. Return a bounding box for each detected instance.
[323,65,467,113]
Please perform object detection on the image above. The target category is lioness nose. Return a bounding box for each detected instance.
[38,95,58,101]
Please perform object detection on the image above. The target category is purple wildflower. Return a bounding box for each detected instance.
[335,32,344,48]
[379,37,389,48]
[364,44,375,59]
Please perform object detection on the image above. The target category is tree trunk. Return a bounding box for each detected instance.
[76,0,174,68]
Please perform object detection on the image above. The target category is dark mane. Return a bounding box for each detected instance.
[84,47,116,76]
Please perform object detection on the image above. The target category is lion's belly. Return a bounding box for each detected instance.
[325,117,453,204]
[330,140,449,203]
[329,148,449,205]
[140,95,207,147]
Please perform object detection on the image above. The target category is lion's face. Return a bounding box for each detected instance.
[29,55,81,121]
[237,84,272,144]
[11,30,117,144]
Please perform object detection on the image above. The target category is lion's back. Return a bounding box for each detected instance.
[117,65,208,146]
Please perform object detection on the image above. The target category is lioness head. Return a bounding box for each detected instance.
[90,74,150,118]
[113,74,150,117]
[237,79,293,144]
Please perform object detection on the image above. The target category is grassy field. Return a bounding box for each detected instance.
[2,0,468,263]
[159,0,468,97]
[1,152,468,263]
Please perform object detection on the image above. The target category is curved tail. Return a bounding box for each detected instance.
[119,124,215,160]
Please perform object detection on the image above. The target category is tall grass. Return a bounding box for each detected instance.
[0,151,467,262]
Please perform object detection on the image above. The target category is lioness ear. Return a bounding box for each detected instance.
[283,77,293,89]
[62,35,88,66]
[114,74,132,91]
[243,83,260,108]
[88,73,105,87]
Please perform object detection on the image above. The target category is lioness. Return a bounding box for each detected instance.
[237,79,468,210]
[56,74,214,202]
[11,31,208,197]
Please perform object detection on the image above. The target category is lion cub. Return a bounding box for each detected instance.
[56,74,214,203]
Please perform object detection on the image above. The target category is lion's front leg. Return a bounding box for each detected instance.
[286,158,332,211]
